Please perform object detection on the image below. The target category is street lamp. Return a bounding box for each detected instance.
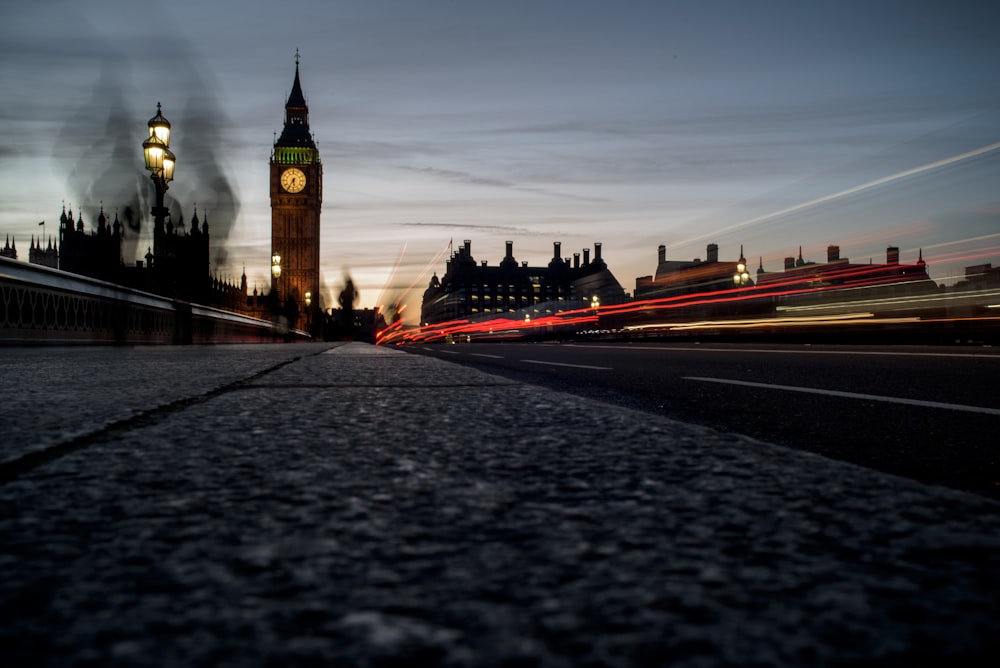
[733,244,749,287]
[143,103,175,238]
[304,291,312,333]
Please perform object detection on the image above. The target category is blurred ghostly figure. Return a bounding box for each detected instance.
[338,277,357,331]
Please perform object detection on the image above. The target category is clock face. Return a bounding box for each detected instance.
[280,168,306,193]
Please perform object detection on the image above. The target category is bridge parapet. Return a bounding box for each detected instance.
[1,256,294,345]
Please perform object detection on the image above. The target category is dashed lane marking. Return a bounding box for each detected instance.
[568,344,1000,360]
[684,376,1000,416]
[521,359,613,371]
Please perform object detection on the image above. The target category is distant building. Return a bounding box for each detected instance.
[421,239,627,325]
[2,236,17,260]
[635,242,753,299]
[750,244,937,319]
[28,236,58,268]
[955,262,1000,289]
[58,205,124,282]
[755,244,932,290]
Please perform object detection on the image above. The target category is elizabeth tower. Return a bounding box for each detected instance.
[271,55,322,314]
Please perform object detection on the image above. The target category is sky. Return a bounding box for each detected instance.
[2,0,998,321]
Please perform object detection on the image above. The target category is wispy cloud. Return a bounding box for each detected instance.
[397,165,610,202]
[397,221,533,235]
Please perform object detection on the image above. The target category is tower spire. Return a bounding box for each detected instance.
[275,51,315,150]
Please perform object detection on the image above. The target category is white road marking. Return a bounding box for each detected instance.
[521,359,613,371]
[684,376,1000,416]
[469,353,504,359]
[567,344,998,360]
[435,350,461,355]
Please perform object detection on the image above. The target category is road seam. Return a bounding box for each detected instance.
[0,352,320,485]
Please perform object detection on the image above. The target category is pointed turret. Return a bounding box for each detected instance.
[287,56,307,110]
[275,51,317,151]
[1,235,16,260]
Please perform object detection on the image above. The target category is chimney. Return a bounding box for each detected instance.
[505,240,513,259]
[658,244,666,264]
[553,241,561,259]
[583,248,590,265]
[706,243,719,263]
[594,242,602,261]
[887,246,899,265]
[827,245,840,262]
[464,240,471,256]
[784,256,796,270]
[573,252,580,269]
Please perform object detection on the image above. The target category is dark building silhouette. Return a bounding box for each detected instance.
[754,245,931,290]
[635,242,753,299]
[421,239,627,325]
[58,205,123,283]
[148,207,211,300]
[750,245,937,319]
[270,53,322,320]
[28,236,58,268]
[1,236,17,260]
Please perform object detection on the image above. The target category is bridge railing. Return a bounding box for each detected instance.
[1,256,298,345]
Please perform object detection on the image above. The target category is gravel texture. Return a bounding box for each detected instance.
[1,342,998,666]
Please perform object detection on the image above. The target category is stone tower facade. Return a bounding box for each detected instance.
[270,54,322,316]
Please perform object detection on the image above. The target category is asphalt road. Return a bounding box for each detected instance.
[405,341,1000,500]
[3,342,999,665]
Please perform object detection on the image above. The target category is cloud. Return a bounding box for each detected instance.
[397,165,609,203]
[396,222,533,235]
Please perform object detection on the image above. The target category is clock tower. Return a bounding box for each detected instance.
[271,52,322,319]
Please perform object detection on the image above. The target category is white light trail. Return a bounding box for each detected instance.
[677,141,1000,247]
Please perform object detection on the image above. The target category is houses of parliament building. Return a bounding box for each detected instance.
[2,57,325,332]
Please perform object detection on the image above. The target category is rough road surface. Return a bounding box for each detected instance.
[1,342,998,666]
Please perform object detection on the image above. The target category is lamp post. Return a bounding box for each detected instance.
[142,103,175,249]
[271,252,282,293]
[733,245,749,288]
[304,291,312,334]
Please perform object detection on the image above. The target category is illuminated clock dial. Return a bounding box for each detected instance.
[280,167,306,193]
